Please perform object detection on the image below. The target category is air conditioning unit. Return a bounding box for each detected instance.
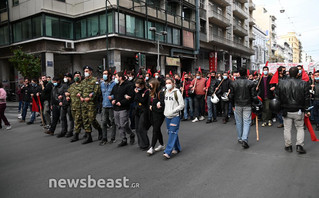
[65,41,74,49]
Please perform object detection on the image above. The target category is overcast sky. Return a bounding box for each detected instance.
[255,0,319,62]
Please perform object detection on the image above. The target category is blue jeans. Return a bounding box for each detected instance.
[277,112,283,124]
[184,97,193,119]
[22,102,30,121]
[234,106,252,142]
[207,96,217,120]
[164,116,181,156]
[18,101,23,112]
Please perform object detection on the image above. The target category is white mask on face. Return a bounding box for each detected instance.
[63,78,68,83]
[128,76,133,81]
[166,84,173,90]
[84,72,90,77]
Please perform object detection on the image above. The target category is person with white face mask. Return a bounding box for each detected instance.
[256,66,275,127]
[190,72,206,123]
[79,66,103,144]
[163,78,184,159]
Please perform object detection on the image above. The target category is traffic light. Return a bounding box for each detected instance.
[98,65,103,73]
[135,53,140,67]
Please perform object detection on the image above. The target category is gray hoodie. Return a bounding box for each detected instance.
[164,88,185,119]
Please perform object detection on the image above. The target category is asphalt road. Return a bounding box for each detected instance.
[1,106,319,198]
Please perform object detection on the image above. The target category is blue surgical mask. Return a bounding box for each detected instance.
[53,82,58,86]
[145,77,149,80]
[223,76,227,80]
[103,75,108,81]
[196,76,200,79]
[299,70,302,74]
[315,77,319,81]
[137,88,141,91]
[263,71,268,75]
[114,78,119,84]
[155,75,159,79]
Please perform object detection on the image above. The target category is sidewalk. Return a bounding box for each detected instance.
[6,102,19,108]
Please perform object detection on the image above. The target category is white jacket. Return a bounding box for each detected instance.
[164,88,185,118]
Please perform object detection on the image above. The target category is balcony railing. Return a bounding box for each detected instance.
[208,9,231,27]
[0,8,8,23]
[249,1,256,11]
[249,17,256,26]
[209,34,232,46]
[233,24,248,36]
[233,4,248,19]
[211,0,231,7]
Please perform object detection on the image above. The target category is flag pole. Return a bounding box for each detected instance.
[256,115,259,141]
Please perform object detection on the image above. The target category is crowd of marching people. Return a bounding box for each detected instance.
[1,63,318,158]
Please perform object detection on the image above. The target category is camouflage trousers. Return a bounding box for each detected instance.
[71,108,83,134]
[81,102,101,133]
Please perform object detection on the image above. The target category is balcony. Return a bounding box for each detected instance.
[233,24,248,36]
[249,32,256,40]
[200,8,207,19]
[208,10,231,28]
[249,1,256,11]
[183,0,196,7]
[233,40,254,54]
[271,22,276,29]
[0,8,8,24]
[249,17,256,26]
[209,33,233,47]
[233,4,248,20]
[211,0,231,7]
[237,0,248,3]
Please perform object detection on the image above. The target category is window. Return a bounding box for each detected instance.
[182,8,192,21]
[87,15,99,37]
[12,0,19,6]
[0,25,9,45]
[60,18,73,39]
[167,2,177,14]
[167,26,172,44]
[100,13,113,34]
[46,16,60,37]
[75,19,87,39]
[155,23,164,42]
[13,22,21,42]
[145,21,154,40]
[21,19,32,40]
[172,28,180,45]
[115,12,125,34]
[126,15,135,36]
[147,0,160,8]
[32,16,42,38]
[135,17,144,38]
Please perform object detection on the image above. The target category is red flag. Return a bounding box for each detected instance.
[189,72,191,76]
[147,69,152,76]
[247,69,250,76]
[304,116,319,141]
[37,95,42,110]
[114,69,117,74]
[265,61,269,67]
[251,112,256,120]
[206,75,211,89]
[198,67,202,74]
[228,70,230,75]
[257,96,263,102]
[302,69,309,82]
[314,68,316,75]
[181,72,186,82]
[169,70,173,76]
[270,70,279,84]
[124,69,127,75]
[31,97,39,112]
[261,72,264,78]
[254,71,257,75]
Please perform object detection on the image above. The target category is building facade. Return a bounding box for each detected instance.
[198,0,255,72]
[253,6,277,63]
[250,25,267,70]
[279,32,302,63]
[0,0,198,89]
[302,52,314,63]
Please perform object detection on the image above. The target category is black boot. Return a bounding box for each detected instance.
[98,128,102,141]
[70,133,79,142]
[296,145,306,154]
[66,132,73,138]
[82,133,88,139]
[82,133,93,144]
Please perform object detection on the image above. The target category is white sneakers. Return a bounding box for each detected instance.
[147,147,155,155]
[18,115,22,119]
[192,116,205,122]
[154,144,165,152]
[163,153,170,159]
[192,117,199,122]
[147,145,165,155]
[6,125,11,130]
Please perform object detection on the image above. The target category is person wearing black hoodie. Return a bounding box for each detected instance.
[20,78,32,123]
[110,72,135,147]
[134,79,150,150]
[40,75,53,128]
[45,77,64,135]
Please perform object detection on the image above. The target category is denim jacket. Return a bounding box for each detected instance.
[101,80,116,108]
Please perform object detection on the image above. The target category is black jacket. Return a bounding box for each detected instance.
[150,89,165,113]
[258,76,275,99]
[51,84,65,106]
[61,82,72,107]
[219,78,231,96]
[207,78,220,96]
[41,81,53,102]
[229,77,256,107]
[111,80,134,111]
[275,78,310,112]
[134,88,150,111]
[21,84,32,102]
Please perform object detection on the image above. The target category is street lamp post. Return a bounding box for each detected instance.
[149,27,167,72]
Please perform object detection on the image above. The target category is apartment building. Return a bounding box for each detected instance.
[279,32,302,63]
[253,6,277,63]
[250,25,267,70]
[198,0,255,72]
[0,0,198,88]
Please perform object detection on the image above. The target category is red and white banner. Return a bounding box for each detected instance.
[209,52,217,72]
[259,62,318,74]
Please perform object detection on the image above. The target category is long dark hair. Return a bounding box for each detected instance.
[149,79,160,98]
